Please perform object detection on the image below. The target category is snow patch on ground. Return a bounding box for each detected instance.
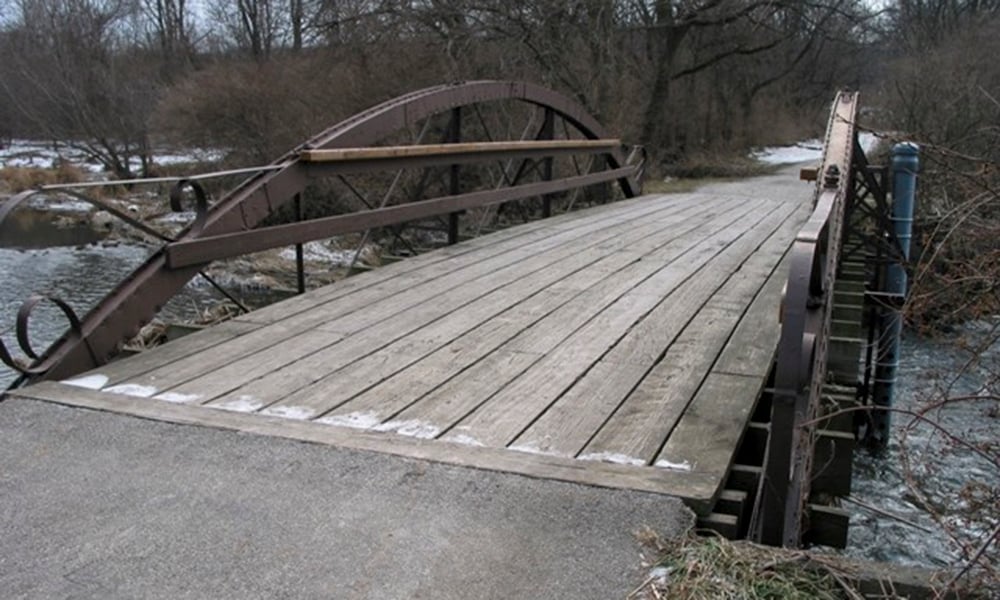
[374,419,441,439]
[752,131,883,165]
[104,383,158,398]
[210,395,264,413]
[317,410,383,429]
[62,374,109,390]
[654,458,693,472]
[0,139,224,174]
[155,211,196,224]
[155,392,203,404]
[649,566,673,586]
[752,139,823,165]
[30,198,95,213]
[578,451,646,466]
[261,404,316,420]
[278,242,359,265]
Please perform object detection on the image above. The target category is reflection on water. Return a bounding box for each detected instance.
[0,243,226,389]
[0,208,107,249]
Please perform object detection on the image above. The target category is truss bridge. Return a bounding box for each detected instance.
[1,82,918,548]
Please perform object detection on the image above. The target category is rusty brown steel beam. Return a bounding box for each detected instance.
[164,167,633,268]
[755,91,860,547]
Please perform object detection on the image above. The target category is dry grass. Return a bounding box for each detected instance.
[642,177,719,195]
[641,153,780,196]
[630,530,935,600]
[0,163,87,193]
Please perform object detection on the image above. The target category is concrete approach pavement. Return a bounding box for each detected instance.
[0,398,693,599]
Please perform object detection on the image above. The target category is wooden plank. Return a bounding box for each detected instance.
[443,199,790,449]
[204,198,722,414]
[216,291,566,417]
[241,193,694,337]
[6,381,717,511]
[308,199,710,339]
[578,307,740,463]
[571,202,803,462]
[711,257,790,376]
[697,513,739,538]
[337,349,543,439]
[109,329,345,402]
[125,195,693,393]
[299,139,619,162]
[507,361,650,458]
[715,489,748,516]
[805,504,850,548]
[69,320,262,387]
[654,372,766,504]
[321,196,754,428]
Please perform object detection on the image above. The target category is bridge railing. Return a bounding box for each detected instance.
[0,81,645,387]
[755,91,917,547]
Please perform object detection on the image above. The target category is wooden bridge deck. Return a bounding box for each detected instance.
[12,175,811,512]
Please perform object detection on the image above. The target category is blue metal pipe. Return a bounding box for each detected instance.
[870,143,919,448]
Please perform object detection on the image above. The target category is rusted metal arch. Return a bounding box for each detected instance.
[7,81,641,384]
[754,91,860,547]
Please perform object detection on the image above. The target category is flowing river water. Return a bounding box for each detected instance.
[1,207,996,570]
[0,208,228,389]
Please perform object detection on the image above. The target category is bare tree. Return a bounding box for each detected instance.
[142,0,194,73]
[0,0,159,177]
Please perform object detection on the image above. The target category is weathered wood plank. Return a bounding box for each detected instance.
[70,320,262,387]
[711,260,789,377]
[654,372,765,503]
[234,193,694,342]
[112,329,345,402]
[206,198,720,414]
[805,504,850,548]
[515,198,803,455]
[299,139,619,162]
[576,306,741,462]
[507,360,650,458]
[698,513,740,538]
[811,429,855,497]
[118,195,692,396]
[442,199,789,448]
[304,196,752,425]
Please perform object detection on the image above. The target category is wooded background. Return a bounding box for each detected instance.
[0,1,993,178]
[1,1,997,329]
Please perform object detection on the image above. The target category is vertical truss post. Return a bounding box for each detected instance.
[540,108,555,218]
[448,107,462,244]
[294,192,306,294]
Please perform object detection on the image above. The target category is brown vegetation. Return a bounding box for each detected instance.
[0,1,878,175]
[0,163,86,193]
